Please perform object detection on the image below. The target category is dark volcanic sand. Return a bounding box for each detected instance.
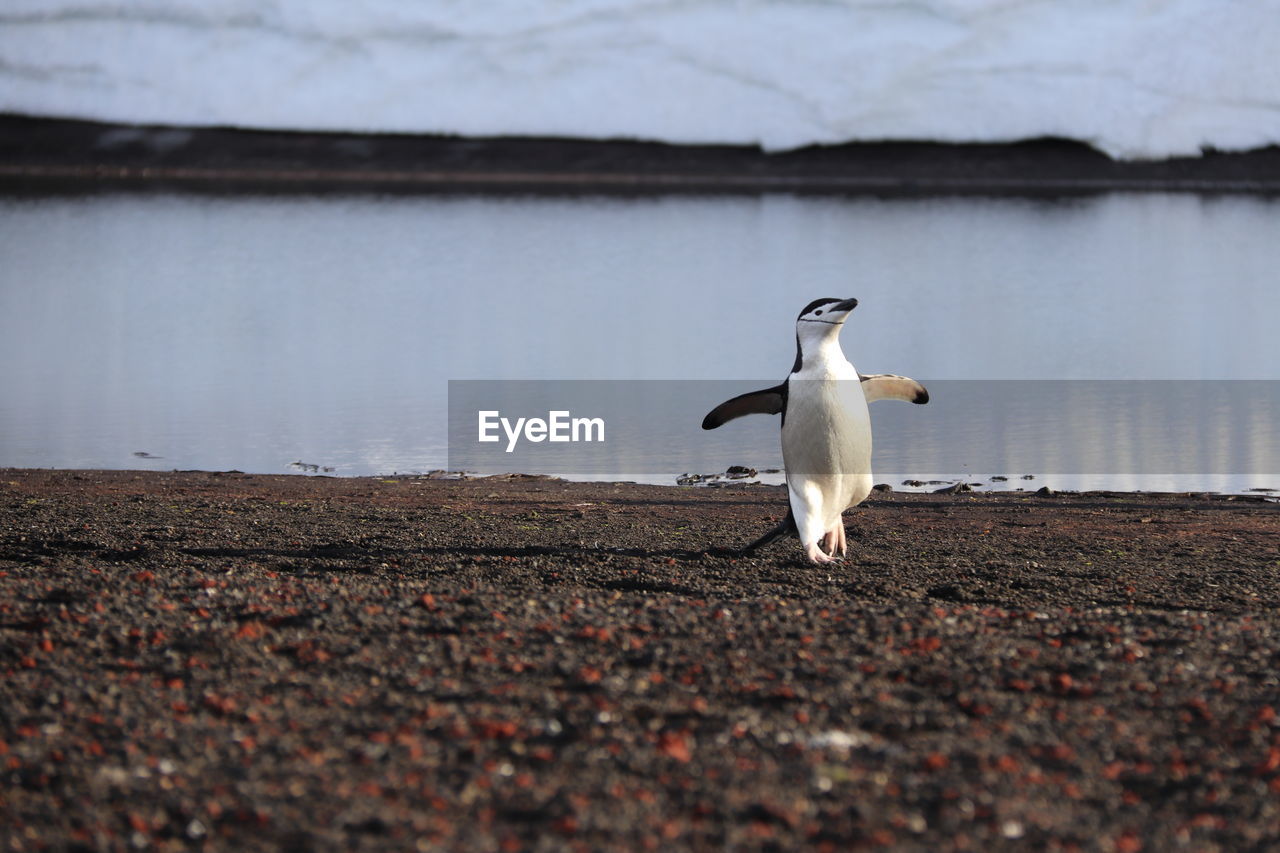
[2,470,1278,851]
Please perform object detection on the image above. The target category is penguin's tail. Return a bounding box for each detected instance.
[739,510,798,555]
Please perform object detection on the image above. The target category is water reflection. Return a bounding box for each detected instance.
[1,191,1277,488]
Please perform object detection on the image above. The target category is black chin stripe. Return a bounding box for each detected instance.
[799,318,843,325]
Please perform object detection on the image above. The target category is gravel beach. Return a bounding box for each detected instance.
[2,469,1278,851]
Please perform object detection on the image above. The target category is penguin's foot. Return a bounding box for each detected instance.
[824,525,844,558]
[805,542,837,564]
[821,524,848,559]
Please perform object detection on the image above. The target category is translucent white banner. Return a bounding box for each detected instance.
[448,380,1279,479]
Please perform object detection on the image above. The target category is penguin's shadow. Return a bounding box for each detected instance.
[179,541,740,566]
[415,542,823,567]
[416,543,722,561]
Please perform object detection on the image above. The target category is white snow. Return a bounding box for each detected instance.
[2,0,1279,159]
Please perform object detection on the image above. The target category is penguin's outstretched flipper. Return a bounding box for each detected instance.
[739,509,798,555]
[702,384,786,430]
[859,374,929,404]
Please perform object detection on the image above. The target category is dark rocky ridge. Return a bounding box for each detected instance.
[3,115,1280,196]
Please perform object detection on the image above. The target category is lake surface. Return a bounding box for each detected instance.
[1,191,1277,493]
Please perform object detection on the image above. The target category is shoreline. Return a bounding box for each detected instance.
[4,115,1280,196]
[4,468,1278,849]
[9,465,1278,501]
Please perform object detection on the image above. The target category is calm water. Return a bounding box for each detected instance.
[1,191,1277,492]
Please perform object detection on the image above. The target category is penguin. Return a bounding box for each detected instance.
[702,298,928,564]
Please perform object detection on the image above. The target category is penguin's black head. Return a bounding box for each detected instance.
[796,297,857,324]
[790,298,857,373]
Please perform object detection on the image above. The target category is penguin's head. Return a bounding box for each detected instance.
[791,298,857,371]
[795,298,857,336]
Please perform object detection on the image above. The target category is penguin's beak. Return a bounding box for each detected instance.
[833,298,858,313]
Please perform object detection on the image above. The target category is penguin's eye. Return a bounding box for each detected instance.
[814,310,823,316]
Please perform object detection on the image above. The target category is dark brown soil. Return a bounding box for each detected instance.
[2,469,1279,851]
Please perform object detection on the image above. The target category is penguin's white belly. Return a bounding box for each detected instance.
[782,377,873,543]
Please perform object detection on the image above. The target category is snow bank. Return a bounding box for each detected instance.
[2,0,1278,159]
